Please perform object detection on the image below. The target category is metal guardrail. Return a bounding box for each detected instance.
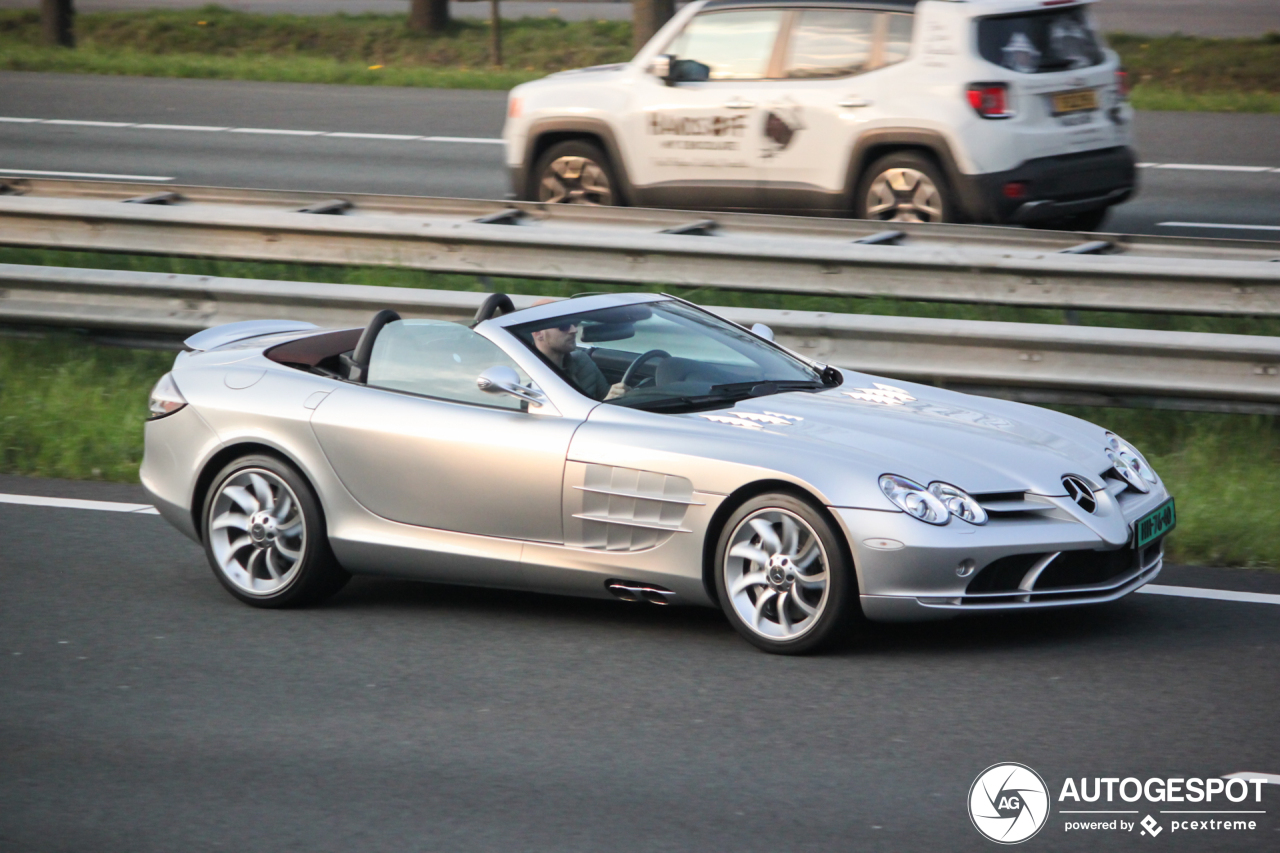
[2,178,1279,318]
[3,263,1278,414]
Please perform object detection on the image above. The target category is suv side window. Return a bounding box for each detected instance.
[366,319,532,411]
[782,9,879,79]
[666,9,786,81]
[881,12,914,67]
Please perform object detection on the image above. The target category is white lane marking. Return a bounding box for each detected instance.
[0,493,159,514]
[424,136,505,144]
[0,117,510,145]
[229,127,327,136]
[134,123,229,132]
[1138,583,1280,605]
[1157,222,1280,232]
[1152,163,1274,173]
[1224,772,1280,785]
[45,119,135,128]
[0,168,175,181]
[327,131,422,140]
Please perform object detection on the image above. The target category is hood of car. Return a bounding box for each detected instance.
[674,375,1113,500]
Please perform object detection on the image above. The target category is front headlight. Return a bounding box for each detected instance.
[148,373,187,419]
[1105,432,1157,492]
[928,482,988,525]
[879,474,950,525]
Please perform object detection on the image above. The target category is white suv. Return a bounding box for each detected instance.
[504,0,1136,229]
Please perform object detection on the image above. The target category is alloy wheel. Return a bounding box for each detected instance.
[538,155,613,205]
[723,508,830,641]
[208,468,307,596]
[865,167,944,223]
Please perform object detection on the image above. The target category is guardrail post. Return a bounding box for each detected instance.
[41,0,74,48]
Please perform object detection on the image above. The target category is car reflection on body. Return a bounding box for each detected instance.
[142,293,1174,654]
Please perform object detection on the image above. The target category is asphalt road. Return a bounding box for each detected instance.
[2,472,1279,852]
[3,73,1278,241]
[1,0,1277,37]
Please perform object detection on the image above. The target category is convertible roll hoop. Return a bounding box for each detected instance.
[473,292,516,326]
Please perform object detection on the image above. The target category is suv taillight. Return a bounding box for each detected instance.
[1116,69,1130,99]
[966,83,1015,119]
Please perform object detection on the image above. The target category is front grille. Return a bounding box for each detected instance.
[974,491,1056,522]
[964,541,1161,599]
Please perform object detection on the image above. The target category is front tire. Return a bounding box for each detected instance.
[532,139,618,206]
[855,151,953,223]
[202,454,349,608]
[713,493,856,655]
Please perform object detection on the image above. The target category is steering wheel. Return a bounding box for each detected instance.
[621,349,671,389]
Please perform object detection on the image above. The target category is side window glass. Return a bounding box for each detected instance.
[366,319,532,411]
[881,13,914,67]
[666,10,785,81]
[783,10,878,79]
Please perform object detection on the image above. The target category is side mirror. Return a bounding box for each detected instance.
[477,365,545,407]
[750,323,775,342]
[650,53,674,84]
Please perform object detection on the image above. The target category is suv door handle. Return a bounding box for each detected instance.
[838,97,872,108]
[724,98,756,109]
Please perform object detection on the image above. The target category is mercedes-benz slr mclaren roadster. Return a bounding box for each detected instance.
[142,293,1175,654]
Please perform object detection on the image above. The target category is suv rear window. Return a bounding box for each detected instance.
[977,6,1104,74]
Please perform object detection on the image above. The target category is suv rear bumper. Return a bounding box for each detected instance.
[958,146,1138,225]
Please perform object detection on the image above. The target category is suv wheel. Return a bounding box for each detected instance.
[532,139,618,206]
[856,151,953,224]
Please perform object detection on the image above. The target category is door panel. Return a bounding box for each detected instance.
[758,10,904,210]
[312,385,579,543]
[628,8,785,207]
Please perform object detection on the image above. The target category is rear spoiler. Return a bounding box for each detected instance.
[184,320,318,352]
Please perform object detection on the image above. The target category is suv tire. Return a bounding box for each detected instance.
[855,151,954,224]
[532,139,619,206]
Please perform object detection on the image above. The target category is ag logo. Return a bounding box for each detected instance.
[969,763,1050,844]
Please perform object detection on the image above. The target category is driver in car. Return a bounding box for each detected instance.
[531,320,628,401]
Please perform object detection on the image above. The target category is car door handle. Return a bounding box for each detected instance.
[838,97,872,108]
[724,98,756,109]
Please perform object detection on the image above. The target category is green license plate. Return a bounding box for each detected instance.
[1133,497,1176,549]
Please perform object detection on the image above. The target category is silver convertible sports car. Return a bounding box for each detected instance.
[142,293,1175,654]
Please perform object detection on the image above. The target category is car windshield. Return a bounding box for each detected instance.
[508,299,825,412]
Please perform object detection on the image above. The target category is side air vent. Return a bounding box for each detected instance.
[570,464,702,552]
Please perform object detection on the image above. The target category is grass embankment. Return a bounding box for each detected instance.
[2,247,1278,567]
[2,8,1278,110]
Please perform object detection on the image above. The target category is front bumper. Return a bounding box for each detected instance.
[957,145,1138,225]
[832,494,1167,623]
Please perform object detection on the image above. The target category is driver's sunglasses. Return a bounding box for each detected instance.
[554,322,580,332]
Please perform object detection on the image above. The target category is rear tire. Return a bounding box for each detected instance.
[532,139,619,206]
[201,454,349,608]
[855,151,954,224]
[713,493,856,655]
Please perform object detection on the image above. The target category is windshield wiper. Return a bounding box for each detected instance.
[627,380,826,413]
[707,380,825,397]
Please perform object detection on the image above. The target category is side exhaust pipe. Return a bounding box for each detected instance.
[605,580,676,605]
